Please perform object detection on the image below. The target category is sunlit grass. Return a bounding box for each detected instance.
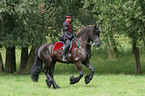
[0,74,145,96]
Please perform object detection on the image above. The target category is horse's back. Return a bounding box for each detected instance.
[38,42,55,58]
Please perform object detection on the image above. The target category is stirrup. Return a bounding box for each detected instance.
[62,55,67,61]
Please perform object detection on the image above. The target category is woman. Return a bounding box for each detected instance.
[62,13,76,61]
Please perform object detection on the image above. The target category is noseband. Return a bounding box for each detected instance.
[92,39,100,46]
[90,29,100,46]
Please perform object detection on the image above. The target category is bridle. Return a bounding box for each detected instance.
[89,27,100,46]
[74,38,99,46]
[75,28,100,46]
[73,27,100,56]
[92,39,100,46]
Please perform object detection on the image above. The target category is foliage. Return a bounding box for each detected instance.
[84,0,145,48]
[1,0,144,48]
[118,0,145,43]
[0,0,87,47]
[0,0,17,47]
[0,15,4,48]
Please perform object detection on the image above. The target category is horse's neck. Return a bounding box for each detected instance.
[76,29,91,52]
[77,28,91,41]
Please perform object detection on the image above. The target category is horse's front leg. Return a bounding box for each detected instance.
[49,61,60,89]
[70,61,83,84]
[84,61,95,84]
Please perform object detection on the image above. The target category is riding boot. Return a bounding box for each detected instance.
[62,39,70,61]
[62,55,67,61]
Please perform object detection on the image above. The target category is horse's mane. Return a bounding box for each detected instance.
[76,26,94,37]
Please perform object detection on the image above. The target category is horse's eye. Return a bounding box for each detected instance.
[93,32,97,35]
[94,31,99,35]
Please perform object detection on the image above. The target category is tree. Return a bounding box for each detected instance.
[0,0,17,73]
[120,0,144,74]
[0,53,4,72]
[88,0,145,74]
[19,47,28,73]
[5,46,16,73]
[14,0,48,74]
[80,0,120,58]
[139,0,145,48]
[0,14,4,72]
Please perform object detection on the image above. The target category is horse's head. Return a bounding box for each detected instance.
[90,24,101,47]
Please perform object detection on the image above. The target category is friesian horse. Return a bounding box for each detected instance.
[31,24,101,88]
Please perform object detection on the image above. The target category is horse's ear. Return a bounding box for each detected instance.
[94,24,97,28]
[94,21,98,28]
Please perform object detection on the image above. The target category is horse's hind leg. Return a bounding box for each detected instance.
[42,54,54,88]
[43,59,60,89]
[49,61,60,89]
[84,61,95,84]
[70,61,83,84]
[43,68,53,88]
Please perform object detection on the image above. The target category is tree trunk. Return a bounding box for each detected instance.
[144,37,145,48]
[23,47,35,74]
[112,40,118,57]
[132,41,141,74]
[5,46,16,73]
[0,53,4,72]
[105,39,112,59]
[110,22,118,57]
[19,47,28,74]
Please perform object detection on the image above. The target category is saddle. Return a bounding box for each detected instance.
[53,39,75,52]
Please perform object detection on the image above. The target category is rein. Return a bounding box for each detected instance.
[73,37,93,57]
[74,38,90,56]
[73,35,99,57]
[74,37,99,46]
[75,38,91,46]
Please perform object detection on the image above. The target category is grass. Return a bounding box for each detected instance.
[1,74,145,96]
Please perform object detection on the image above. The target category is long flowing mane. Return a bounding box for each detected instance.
[76,26,94,37]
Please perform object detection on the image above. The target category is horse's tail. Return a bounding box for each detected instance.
[31,48,43,82]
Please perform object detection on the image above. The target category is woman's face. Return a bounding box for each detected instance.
[66,18,72,22]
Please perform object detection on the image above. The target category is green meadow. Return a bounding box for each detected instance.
[1,74,145,96]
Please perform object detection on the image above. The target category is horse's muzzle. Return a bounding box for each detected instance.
[94,42,101,47]
[97,43,101,47]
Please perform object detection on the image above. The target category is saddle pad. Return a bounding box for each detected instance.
[53,42,63,51]
[53,41,75,51]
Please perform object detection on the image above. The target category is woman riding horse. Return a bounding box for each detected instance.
[31,22,101,89]
[62,13,76,61]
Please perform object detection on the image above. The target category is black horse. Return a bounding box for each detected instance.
[31,24,101,88]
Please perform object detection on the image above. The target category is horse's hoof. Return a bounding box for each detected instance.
[85,75,91,84]
[45,79,53,88]
[70,76,75,84]
[53,85,60,89]
[31,74,38,82]
[31,77,38,82]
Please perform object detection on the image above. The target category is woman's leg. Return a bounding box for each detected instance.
[63,39,71,61]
